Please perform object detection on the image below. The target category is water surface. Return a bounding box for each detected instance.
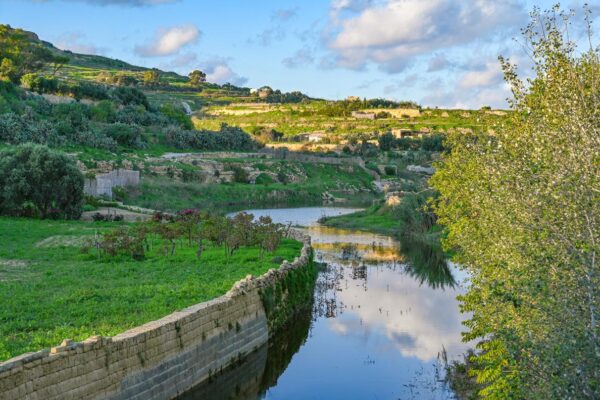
[183,207,469,399]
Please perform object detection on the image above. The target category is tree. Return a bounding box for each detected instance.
[142,69,160,86]
[378,131,395,151]
[188,70,206,86]
[0,25,61,83]
[431,6,599,398]
[0,145,84,219]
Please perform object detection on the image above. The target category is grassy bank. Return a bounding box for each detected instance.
[319,203,402,236]
[0,217,302,361]
[124,162,376,212]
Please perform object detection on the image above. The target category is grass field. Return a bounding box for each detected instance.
[320,203,402,236]
[124,161,377,212]
[0,217,302,361]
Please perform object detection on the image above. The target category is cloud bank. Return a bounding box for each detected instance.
[135,24,199,57]
[326,0,526,72]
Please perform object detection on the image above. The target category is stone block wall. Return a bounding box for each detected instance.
[84,170,140,198]
[0,233,312,400]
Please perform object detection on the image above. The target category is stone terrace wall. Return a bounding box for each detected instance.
[84,170,140,198]
[0,233,311,400]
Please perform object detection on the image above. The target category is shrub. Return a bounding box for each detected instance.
[90,100,117,123]
[255,173,274,185]
[160,103,193,129]
[111,87,148,109]
[164,123,258,151]
[231,166,249,183]
[420,134,445,152]
[0,145,84,219]
[20,73,58,94]
[102,123,143,147]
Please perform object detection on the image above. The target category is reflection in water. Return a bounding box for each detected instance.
[182,208,468,400]
[180,304,313,400]
[400,235,456,290]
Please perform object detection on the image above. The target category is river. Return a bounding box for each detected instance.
[180,207,470,400]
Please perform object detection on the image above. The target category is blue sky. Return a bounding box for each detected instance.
[1,0,597,108]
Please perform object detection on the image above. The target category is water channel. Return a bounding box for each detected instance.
[180,207,470,400]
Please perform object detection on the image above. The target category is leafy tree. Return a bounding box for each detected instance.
[378,131,395,151]
[431,6,599,398]
[0,145,84,219]
[188,69,206,86]
[420,133,444,152]
[0,25,63,83]
[142,69,160,86]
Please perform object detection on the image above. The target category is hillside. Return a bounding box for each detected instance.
[0,24,503,214]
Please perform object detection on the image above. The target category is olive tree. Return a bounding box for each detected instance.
[0,145,84,219]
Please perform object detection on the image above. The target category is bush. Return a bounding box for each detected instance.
[102,123,144,147]
[160,103,193,129]
[111,87,148,109]
[165,123,258,151]
[231,166,249,183]
[20,73,58,94]
[255,173,274,185]
[0,112,65,147]
[0,145,84,219]
[90,100,117,123]
[420,134,445,151]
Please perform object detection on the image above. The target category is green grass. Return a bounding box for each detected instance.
[321,203,402,236]
[124,162,377,212]
[0,217,302,361]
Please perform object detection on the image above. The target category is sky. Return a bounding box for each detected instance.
[1,0,597,108]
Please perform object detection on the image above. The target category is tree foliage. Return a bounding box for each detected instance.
[0,25,65,83]
[188,69,206,86]
[0,145,84,219]
[431,7,599,398]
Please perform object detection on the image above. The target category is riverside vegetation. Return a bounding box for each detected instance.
[432,8,599,399]
[1,5,598,398]
[0,210,299,361]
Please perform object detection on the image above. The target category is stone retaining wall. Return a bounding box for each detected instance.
[0,233,311,400]
[84,170,140,198]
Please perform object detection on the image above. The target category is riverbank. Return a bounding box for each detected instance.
[0,217,302,361]
[319,203,401,236]
[122,161,377,213]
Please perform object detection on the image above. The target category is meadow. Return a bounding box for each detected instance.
[0,217,301,361]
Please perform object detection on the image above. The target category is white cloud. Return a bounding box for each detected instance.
[201,58,248,86]
[457,60,504,89]
[326,0,526,72]
[54,32,104,55]
[135,24,199,57]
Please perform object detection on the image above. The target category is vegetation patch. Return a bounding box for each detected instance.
[259,251,317,333]
[0,217,302,361]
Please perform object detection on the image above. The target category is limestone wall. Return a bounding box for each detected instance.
[0,234,312,400]
[84,170,140,198]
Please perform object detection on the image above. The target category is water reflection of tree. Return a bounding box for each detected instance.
[259,306,313,393]
[400,236,456,290]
